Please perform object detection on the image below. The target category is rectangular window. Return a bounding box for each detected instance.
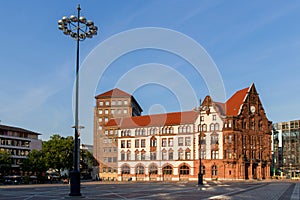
[185,137,191,146]
[98,109,103,114]
[168,138,173,147]
[117,109,121,114]
[212,115,217,121]
[228,149,232,159]
[178,137,184,146]
[99,101,103,106]
[98,118,102,122]
[103,138,107,143]
[121,140,125,148]
[108,157,112,162]
[111,100,116,105]
[124,100,128,105]
[127,140,131,148]
[162,138,167,147]
[118,100,122,105]
[141,139,146,147]
[135,139,139,148]
[200,116,204,121]
[228,135,232,143]
[105,109,109,114]
[105,130,108,135]
[124,109,128,114]
[105,101,110,106]
[105,118,108,122]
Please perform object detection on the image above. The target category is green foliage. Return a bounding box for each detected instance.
[0,149,12,176]
[42,134,74,171]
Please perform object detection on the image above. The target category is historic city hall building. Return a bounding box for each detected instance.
[93,84,272,181]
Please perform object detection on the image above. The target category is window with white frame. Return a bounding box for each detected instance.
[185,137,191,146]
[178,137,184,146]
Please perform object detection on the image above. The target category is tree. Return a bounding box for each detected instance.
[22,149,46,176]
[80,149,98,179]
[0,149,12,177]
[42,134,74,173]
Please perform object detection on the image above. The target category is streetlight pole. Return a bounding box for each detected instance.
[198,99,203,185]
[58,4,98,196]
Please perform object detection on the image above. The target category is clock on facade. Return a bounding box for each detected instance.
[250,105,256,113]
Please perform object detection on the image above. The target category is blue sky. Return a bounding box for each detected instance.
[0,1,300,145]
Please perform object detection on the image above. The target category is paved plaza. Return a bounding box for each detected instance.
[0,180,299,200]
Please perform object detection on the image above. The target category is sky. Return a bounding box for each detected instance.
[0,0,300,145]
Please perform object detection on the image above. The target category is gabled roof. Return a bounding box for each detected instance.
[95,88,131,99]
[225,87,249,116]
[105,111,198,129]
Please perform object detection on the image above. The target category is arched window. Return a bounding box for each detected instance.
[126,130,131,136]
[121,130,125,137]
[126,150,131,161]
[121,151,125,161]
[135,129,140,136]
[121,165,130,174]
[202,124,207,132]
[149,164,158,174]
[163,165,173,175]
[178,126,183,133]
[215,123,219,131]
[210,123,215,131]
[179,164,190,175]
[136,165,145,174]
[187,125,191,133]
[141,128,146,135]
[212,165,218,176]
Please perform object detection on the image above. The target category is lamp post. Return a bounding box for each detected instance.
[198,99,203,185]
[58,4,98,196]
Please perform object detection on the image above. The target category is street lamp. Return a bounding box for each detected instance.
[58,4,98,196]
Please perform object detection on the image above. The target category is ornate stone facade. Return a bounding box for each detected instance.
[94,83,272,181]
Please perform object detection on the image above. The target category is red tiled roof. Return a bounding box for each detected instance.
[95,88,131,99]
[225,87,249,116]
[105,111,198,128]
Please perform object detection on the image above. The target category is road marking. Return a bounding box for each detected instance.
[206,183,267,199]
[291,183,299,200]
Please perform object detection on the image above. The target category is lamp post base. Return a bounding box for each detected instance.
[69,170,81,196]
[198,173,203,185]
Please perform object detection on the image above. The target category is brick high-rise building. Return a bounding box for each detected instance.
[93,88,142,180]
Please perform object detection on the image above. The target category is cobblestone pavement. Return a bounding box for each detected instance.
[0,180,299,200]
